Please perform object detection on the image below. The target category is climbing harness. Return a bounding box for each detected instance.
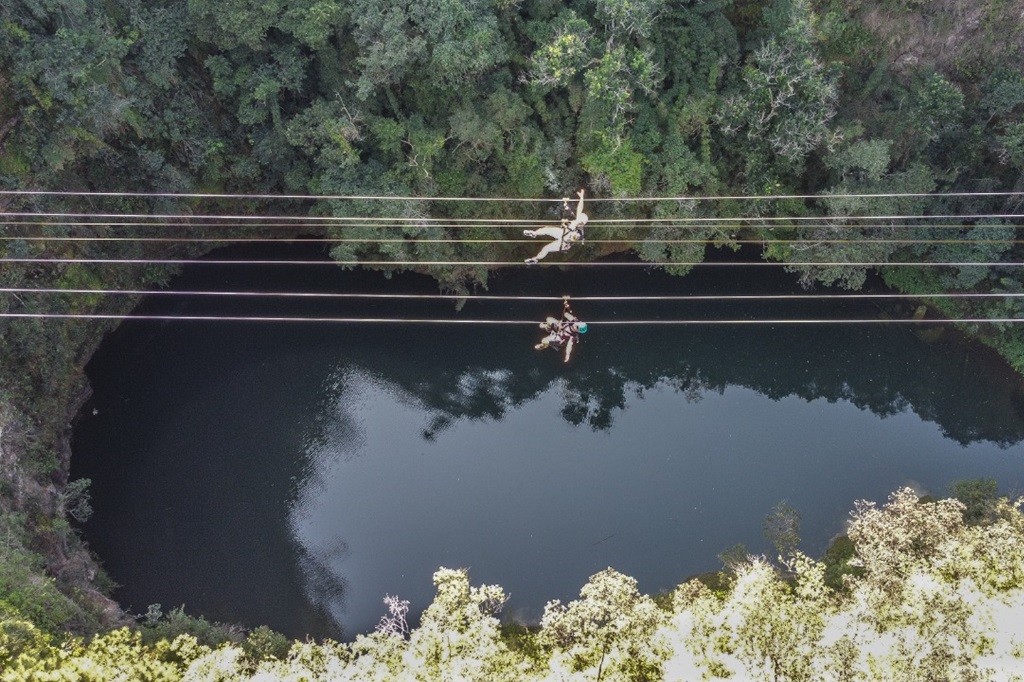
[535,295,587,362]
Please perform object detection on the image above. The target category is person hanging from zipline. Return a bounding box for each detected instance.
[524,189,588,264]
[535,297,588,362]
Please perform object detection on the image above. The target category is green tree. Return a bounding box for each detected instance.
[526,4,661,185]
[717,0,840,189]
[949,478,1000,526]
[763,500,801,558]
[593,0,666,40]
[774,145,937,289]
[348,0,506,102]
[187,0,287,50]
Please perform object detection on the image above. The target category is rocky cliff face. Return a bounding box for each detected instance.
[1,377,127,633]
[860,0,1024,76]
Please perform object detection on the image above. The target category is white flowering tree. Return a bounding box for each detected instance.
[539,567,668,681]
[669,554,833,681]
[661,487,1024,681]
[401,567,522,682]
[837,488,1024,681]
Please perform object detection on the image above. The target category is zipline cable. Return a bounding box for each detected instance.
[2,313,1022,325]
[3,189,1024,202]
[2,236,1023,246]
[0,219,1019,229]
[2,257,1022,267]
[3,194,1019,325]
[3,287,1023,302]
[0,212,550,224]
[2,212,1023,224]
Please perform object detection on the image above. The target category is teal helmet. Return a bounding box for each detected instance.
[576,322,588,333]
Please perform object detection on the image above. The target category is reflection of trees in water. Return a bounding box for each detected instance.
[344,323,1024,447]
[422,369,520,439]
[361,355,712,433]
[558,365,711,430]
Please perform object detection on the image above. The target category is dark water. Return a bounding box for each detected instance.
[71,244,1024,640]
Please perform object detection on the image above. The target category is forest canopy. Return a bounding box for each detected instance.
[2,0,1024,364]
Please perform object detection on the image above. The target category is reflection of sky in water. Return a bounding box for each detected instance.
[291,367,1024,637]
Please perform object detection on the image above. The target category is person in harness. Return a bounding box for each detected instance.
[524,189,588,264]
[535,297,588,362]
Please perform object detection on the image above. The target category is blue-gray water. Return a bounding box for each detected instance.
[71,244,1024,640]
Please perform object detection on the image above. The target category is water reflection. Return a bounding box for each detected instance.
[291,355,1024,637]
[70,247,1024,642]
[323,303,1024,446]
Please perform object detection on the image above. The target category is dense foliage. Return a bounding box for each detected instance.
[2,0,1023,291]
[1,0,1023,363]
[3,487,1024,680]
[0,0,1022,405]
[2,0,1024,677]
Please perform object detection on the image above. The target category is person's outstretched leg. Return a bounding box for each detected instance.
[526,239,564,263]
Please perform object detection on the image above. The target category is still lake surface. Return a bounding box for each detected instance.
[72,245,1024,640]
